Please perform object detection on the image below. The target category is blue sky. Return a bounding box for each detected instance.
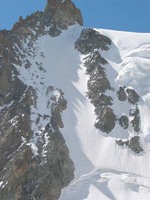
[0,0,150,32]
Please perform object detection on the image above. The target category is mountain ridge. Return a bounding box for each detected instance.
[0,0,150,199]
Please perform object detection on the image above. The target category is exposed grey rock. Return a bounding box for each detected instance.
[0,83,74,200]
[117,86,127,101]
[12,11,48,36]
[116,139,129,146]
[128,136,143,153]
[95,107,116,133]
[119,115,129,129]
[58,97,67,110]
[83,51,111,98]
[45,0,83,28]
[116,136,143,154]
[49,25,62,37]
[74,15,143,155]
[12,0,83,39]
[130,107,140,133]
[75,28,111,54]
[87,69,111,96]
[84,50,108,75]
[0,130,74,200]
[84,51,114,134]
[51,95,67,129]
[91,94,113,107]
[0,1,76,198]
[75,29,115,134]
[126,88,140,104]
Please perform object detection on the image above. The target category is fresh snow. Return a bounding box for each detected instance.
[59,168,150,200]
[14,24,150,199]
[60,27,150,199]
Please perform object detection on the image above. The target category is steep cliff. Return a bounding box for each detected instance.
[0,0,83,199]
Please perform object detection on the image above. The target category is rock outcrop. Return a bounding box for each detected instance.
[117,86,127,101]
[75,28,143,151]
[126,88,140,104]
[0,0,81,199]
[75,29,111,54]
[119,115,129,129]
[95,107,116,133]
[75,28,115,133]
[116,136,143,154]
[45,0,83,28]
[12,0,83,37]
[0,70,74,199]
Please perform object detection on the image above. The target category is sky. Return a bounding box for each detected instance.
[0,0,150,32]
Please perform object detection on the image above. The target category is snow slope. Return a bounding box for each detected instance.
[15,25,150,199]
[61,28,150,178]
[59,28,150,200]
[59,168,150,200]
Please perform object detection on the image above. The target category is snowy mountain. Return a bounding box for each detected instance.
[0,0,150,199]
[60,28,150,200]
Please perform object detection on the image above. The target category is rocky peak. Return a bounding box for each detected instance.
[12,0,83,36]
[44,0,83,28]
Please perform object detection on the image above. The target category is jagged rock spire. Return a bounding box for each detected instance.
[44,0,83,28]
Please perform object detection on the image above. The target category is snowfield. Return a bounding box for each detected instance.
[15,24,150,199]
[59,168,150,200]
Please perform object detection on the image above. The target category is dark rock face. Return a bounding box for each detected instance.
[95,107,116,133]
[84,50,108,74]
[116,136,143,154]
[128,136,143,153]
[130,107,140,133]
[117,86,141,132]
[45,0,83,28]
[93,94,113,107]
[87,69,111,96]
[0,131,74,200]
[117,86,127,101]
[0,0,77,199]
[51,95,67,129]
[116,91,141,149]
[119,115,129,129]
[126,88,140,104]
[84,51,111,97]
[12,0,83,38]
[75,29,115,134]
[116,139,129,147]
[0,78,74,200]
[75,28,143,152]
[75,28,111,54]
[117,86,140,104]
